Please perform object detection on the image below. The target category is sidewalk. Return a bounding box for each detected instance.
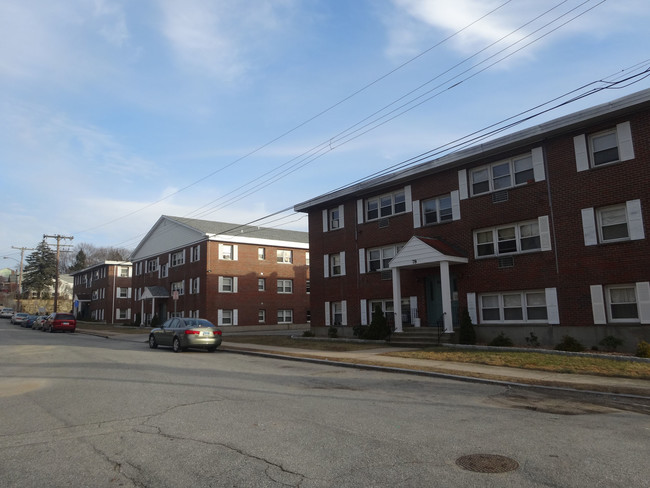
[79,328,650,398]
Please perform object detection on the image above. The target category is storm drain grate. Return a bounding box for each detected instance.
[455,454,519,473]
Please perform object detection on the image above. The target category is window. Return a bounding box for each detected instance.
[258,309,266,323]
[598,205,629,242]
[575,122,634,171]
[329,207,341,230]
[278,309,293,324]
[219,277,236,293]
[331,302,343,325]
[277,250,293,263]
[161,263,168,278]
[367,245,403,272]
[366,190,406,220]
[306,280,310,293]
[470,154,533,196]
[368,299,410,324]
[171,251,184,267]
[191,245,200,262]
[171,281,184,296]
[474,220,542,258]
[258,278,266,291]
[118,287,129,298]
[221,310,233,326]
[117,308,130,320]
[306,252,310,266]
[220,244,234,260]
[606,286,638,321]
[422,195,452,225]
[119,267,129,277]
[479,291,548,323]
[330,253,342,276]
[590,129,619,166]
[582,200,644,246]
[190,278,200,294]
[277,279,293,294]
[258,247,266,260]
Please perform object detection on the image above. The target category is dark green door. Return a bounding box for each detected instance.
[425,271,459,328]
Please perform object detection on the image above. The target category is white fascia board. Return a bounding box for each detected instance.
[208,234,309,249]
[294,89,650,212]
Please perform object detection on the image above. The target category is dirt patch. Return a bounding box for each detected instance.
[0,378,48,398]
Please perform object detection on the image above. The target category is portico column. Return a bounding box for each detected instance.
[440,260,453,332]
[392,267,403,333]
[151,298,156,324]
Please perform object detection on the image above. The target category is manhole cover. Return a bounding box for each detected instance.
[456,454,519,473]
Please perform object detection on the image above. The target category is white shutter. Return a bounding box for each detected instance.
[340,251,346,276]
[409,295,418,324]
[233,245,238,261]
[590,285,607,324]
[127,288,132,299]
[545,288,559,324]
[338,204,345,228]
[196,277,200,293]
[128,267,132,278]
[357,199,364,224]
[626,199,645,240]
[451,190,461,221]
[581,208,597,246]
[413,200,421,228]
[358,248,366,274]
[404,185,412,212]
[458,169,468,200]
[116,308,120,320]
[322,209,328,233]
[127,309,131,320]
[532,147,545,181]
[196,246,200,261]
[218,309,223,326]
[466,293,477,324]
[218,244,224,259]
[323,254,330,278]
[218,276,224,292]
[636,282,650,324]
[341,300,348,326]
[233,309,239,326]
[324,302,331,326]
[617,121,635,161]
[233,277,238,293]
[574,134,589,172]
[539,215,551,251]
[360,299,368,325]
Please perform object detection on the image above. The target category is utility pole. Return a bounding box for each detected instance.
[11,245,35,312]
[43,234,74,313]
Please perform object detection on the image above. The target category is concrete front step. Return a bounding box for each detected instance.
[389,327,454,347]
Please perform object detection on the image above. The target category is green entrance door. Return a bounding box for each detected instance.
[425,271,459,328]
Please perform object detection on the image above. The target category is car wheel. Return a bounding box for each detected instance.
[149,335,158,349]
[172,337,182,353]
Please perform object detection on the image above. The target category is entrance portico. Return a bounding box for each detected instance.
[389,237,468,333]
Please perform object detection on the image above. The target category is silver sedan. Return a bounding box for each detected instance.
[148,317,222,352]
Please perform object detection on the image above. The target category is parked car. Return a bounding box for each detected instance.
[11,312,29,325]
[1,307,14,319]
[43,313,76,333]
[32,315,48,330]
[21,315,39,328]
[148,317,222,352]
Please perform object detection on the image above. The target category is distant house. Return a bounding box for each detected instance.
[129,216,310,327]
[295,88,650,348]
[71,262,133,323]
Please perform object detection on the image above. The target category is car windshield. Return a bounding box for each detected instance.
[184,319,215,328]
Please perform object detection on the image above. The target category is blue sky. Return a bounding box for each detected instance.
[2,0,650,265]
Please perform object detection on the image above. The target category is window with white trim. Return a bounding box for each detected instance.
[190,278,200,294]
[329,206,342,230]
[422,195,452,225]
[574,122,635,171]
[368,299,410,324]
[330,253,343,276]
[117,308,130,320]
[582,200,645,245]
[171,251,184,267]
[606,285,638,322]
[470,154,533,196]
[221,310,233,325]
[258,309,266,323]
[117,287,130,298]
[277,279,293,294]
[367,244,404,272]
[171,281,184,296]
[306,252,310,265]
[191,245,200,262]
[590,129,620,166]
[258,247,266,260]
[479,291,548,323]
[277,309,293,324]
[161,263,168,278]
[475,220,542,257]
[258,278,266,291]
[220,244,234,260]
[331,302,343,325]
[277,250,293,263]
[366,190,406,220]
[219,277,235,293]
[119,267,130,277]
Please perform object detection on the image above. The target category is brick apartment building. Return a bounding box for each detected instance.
[295,89,650,349]
[72,261,133,323]
[129,216,310,327]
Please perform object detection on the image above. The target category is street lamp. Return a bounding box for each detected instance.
[3,256,23,311]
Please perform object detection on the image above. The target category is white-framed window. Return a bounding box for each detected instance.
[189,310,200,318]
[92,290,99,300]
[117,287,130,298]
[474,218,549,258]
[606,285,639,322]
[221,310,233,325]
[367,298,410,324]
[258,278,266,291]
[331,302,343,325]
[190,277,200,294]
[119,267,130,277]
[306,280,310,294]
[329,206,342,230]
[574,121,634,171]
[191,245,200,262]
[219,244,235,260]
[258,309,266,323]
[470,154,534,196]
[116,308,131,320]
[258,247,266,260]
[306,252,310,266]
[582,200,644,246]
[219,276,237,293]
[366,190,406,220]
[171,251,185,267]
[367,244,404,272]
[277,279,293,294]
[422,195,452,225]
[277,309,293,324]
[327,252,345,277]
[171,281,184,296]
[590,129,620,166]
[277,250,293,263]
[161,263,168,278]
[479,291,549,323]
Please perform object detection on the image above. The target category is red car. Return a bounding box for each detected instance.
[43,313,76,333]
